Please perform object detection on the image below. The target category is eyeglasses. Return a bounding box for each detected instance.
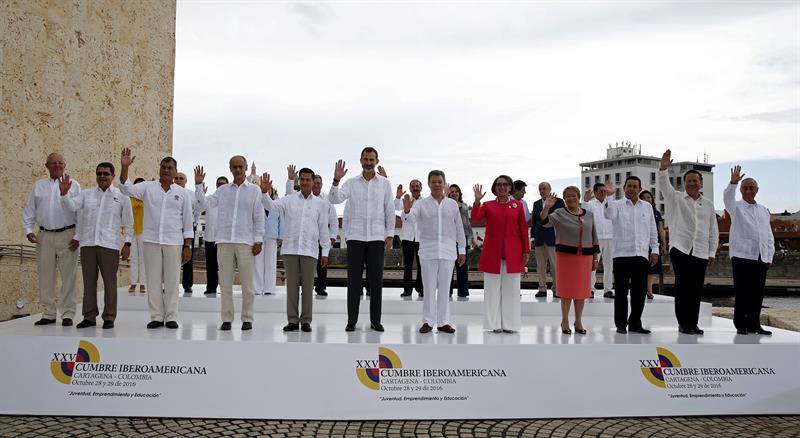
[96,172,111,176]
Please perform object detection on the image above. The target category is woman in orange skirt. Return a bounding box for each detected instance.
[540,186,599,335]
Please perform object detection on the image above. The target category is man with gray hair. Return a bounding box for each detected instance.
[22,152,81,326]
[725,166,774,335]
[395,179,424,297]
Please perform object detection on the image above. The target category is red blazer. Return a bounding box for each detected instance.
[472,199,531,274]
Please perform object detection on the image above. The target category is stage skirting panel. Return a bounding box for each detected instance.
[1,335,798,419]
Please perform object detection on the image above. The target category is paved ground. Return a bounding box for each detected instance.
[1,416,799,437]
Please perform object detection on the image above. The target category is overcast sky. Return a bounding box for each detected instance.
[173,0,799,212]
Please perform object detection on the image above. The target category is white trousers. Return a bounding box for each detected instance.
[36,229,78,319]
[253,238,278,293]
[590,238,614,292]
[483,261,521,331]
[129,234,146,285]
[420,258,455,327]
[218,243,255,323]
[142,243,181,322]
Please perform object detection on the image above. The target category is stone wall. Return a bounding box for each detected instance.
[0,0,176,320]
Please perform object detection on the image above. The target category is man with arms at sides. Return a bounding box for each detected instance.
[328,147,395,332]
[23,152,81,326]
[202,176,228,296]
[195,157,264,331]
[402,170,466,334]
[119,148,193,329]
[60,162,133,329]
[583,182,615,298]
[657,149,719,335]
[174,172,201,294]
[395,179,424,297]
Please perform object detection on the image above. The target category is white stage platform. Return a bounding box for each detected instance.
[0,286,798,420]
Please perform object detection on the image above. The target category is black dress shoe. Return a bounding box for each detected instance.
[34,318,56,326]
[616,327,627,334]
[62,318,73,327]
[242,322,253,331]
[441,325,457,333]
[300,323,311,332]
[204,291,216,295]
[147,321,164,329]
[345,324,356,332]
[603,291,615,298]
[678,326,694,334]
[184,288,193,294]
[535,291,547,298]
[691,327,704,335]
[751,327,772,335]
[76,320,96,329]
[165,321,179,329]
[220,322,232,331]
[315,290,328,296]
[419,323,433,334]
[418,292,424,298]
[371,323,385,332]
[629,327,651,334]
[736,329,748,335]
[400,291,412,297]
[283,323,299,332]
[457,293,469,298]
[102,320,114,329]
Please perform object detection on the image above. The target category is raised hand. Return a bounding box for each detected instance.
[334,160,348,181]
[604,179,616,196]
[402,193,412,212]
[121,147,136,167]
[473,184,485,203]
[287,164,297,180]
[543,192,558,208]
[583,189,593,203]
[59,174,72,196]
[730,165,745,184]
[194,165,205,185]
[259,172,273,194]
[659,149,673,171]
[377,165,387,178]
[396,184,405,199]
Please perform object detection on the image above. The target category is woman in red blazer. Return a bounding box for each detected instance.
[472,175,531,333]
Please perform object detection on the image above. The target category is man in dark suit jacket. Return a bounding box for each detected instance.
[531,181,564,298]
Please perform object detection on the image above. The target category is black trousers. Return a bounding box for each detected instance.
[401,240,423,293]
[181,244,194,291]
[670,248,709,329]
[613,256,649,329]
[451,245,470,296]
[347,240,384,326]
[732,256,769,331]
[314,244,328,292]
[205,240,219,293]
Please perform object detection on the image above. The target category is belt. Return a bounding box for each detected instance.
[39,224,76,232]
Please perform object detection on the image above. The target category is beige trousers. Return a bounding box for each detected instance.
[143,243,182,322]
[283,254,316,324]
[36,229,78,319]
[535,244,557,292]
[218,243,256,323]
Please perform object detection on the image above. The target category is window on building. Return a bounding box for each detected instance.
[615,188,622,199]
[651,172,656,184]
[595,175,600,183]
[626,171,631,178]
[676,176,682,187]
[614,173,620,184]
[585,176,590,188]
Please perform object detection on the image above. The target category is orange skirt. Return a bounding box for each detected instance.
[555,251,592,300]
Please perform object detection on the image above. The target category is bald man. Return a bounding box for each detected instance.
[725,166,774,335]
[23,152,81,326]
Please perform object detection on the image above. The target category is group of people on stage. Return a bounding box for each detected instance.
[23,147,775,336]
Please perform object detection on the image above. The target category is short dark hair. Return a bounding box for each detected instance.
[96,162,115,174]
[684,169,703,182]
[449,184,463,203]
[624,176,642,188]
[133,177,145,184]
[513,180,527,192]
[298,167,315,179]
[639,190,655,206]
[593,182,606,192]
[491,175,514,196]
[216,176,229,184]
[428,170,446,182]
[360,147,379,160]
[160,156,178,168]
